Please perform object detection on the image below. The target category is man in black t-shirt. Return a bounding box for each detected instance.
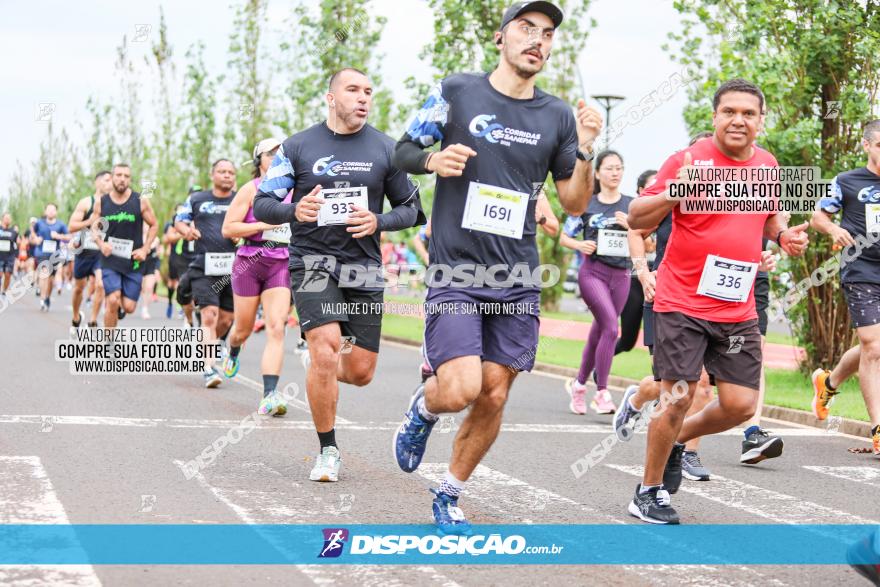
[811,118,880,456]
[0,213,18,297]
[175,161,238,388]
[389,1,603,533]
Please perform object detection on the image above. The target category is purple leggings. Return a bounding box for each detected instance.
[577,257,631,389]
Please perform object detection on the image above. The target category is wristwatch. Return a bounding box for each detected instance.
[576,147,594,162]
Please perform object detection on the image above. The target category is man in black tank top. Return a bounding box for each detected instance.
[68,170,111,328]
[174,160,238,388]
[93,163,158,328]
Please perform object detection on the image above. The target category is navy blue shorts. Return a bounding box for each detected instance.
[0,258,13,273]
[73,253,101,280]
[102,267,142,301]
[423,287,540,372]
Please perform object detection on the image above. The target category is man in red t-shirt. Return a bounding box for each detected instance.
[625,79,810,525]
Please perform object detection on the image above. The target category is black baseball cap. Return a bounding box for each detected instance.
[500,1,564,31]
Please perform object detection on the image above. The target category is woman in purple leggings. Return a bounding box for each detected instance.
[560,150,633,415]
[220,138,292,415]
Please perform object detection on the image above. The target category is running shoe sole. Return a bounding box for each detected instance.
[204,375,222,389]
[627,501,678,525]
[309,471,338,482]
[681,469,710,481]
[741,437,784,464]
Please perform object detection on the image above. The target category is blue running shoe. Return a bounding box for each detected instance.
[393,384,436,473]
[165,304,173,319]
[613,385,642,441]
[431,488,472,535]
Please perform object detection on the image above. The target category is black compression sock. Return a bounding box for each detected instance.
[167,287,175,304]
[263,374,279,397]
[826,374,836,391]
[317,429,337,450]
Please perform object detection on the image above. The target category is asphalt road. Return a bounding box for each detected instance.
[0,288,876,586]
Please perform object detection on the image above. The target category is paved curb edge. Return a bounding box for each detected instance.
[381,335,873,439]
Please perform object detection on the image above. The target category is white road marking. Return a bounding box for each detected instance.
[233,373,354,425]
[177,460,459,587]
[607,464,879,525]
[0,456,101,586]
[0,414,853,438]
[803,465,880,488]
[417,463,780,586]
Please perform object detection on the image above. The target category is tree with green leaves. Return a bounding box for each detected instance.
[278,0,391,135]
[667,0,880,370]
[179,41,222,190]
[224,0,273,184]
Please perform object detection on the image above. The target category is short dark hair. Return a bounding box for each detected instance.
[94,170,111,180]
[328,67,368,91]
[636,169,658,190]
[712,79,764,113]
[689,131,713,146]
[112,163,130,172]
[863,119,880,141]
[211,158,235,172]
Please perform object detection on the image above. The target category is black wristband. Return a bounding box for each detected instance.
[775,229,786,246]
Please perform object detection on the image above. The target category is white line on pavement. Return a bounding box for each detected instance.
[0,414,849,437]
[607,464,879,525]
[417,463,780,586]
[803,465,880,488]
[0,456,102,586]
[176,460,460,587]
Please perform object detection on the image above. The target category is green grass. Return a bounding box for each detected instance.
[381,314,870,422]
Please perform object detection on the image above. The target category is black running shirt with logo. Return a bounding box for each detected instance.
[174,191,237,271]
[400,72,578,288]
[255,122,419,270]
[563,195,634,270]
[819,167,880,285]
[101,192,143,273]
[0,226,18,263]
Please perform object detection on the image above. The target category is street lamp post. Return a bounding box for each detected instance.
[591,94,625,148]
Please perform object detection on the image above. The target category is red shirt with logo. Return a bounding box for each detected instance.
[641,137,778,322]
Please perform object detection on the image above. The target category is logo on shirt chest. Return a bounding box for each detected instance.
[313,155,374,177]
[197,202,230,215]
[468,114,541,147]
[857,185,880,203]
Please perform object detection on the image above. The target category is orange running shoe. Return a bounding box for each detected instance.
[811,368,837,421]
[287,316,299,327]
[252,318,266,333]
[872,425,879,458]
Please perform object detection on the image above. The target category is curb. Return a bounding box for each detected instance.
[382,335,873,438]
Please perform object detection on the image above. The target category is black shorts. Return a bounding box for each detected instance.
[643,302,655,350]
[0,258,14,273]
[176,270,193,306]
[755,275,770,336]
[290,265,383,353]
[654,311,762,391]
[142,256,160,275]
[188,267,234,312]
[169,255,189,281]
[73,253,101,280]
[843,281,880,328]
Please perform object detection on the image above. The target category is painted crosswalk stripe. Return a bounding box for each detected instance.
[607,464,879,525]
[0,456,101,586]
[803,466,880,488]
[176,460,459,587]
[418,463,780,586]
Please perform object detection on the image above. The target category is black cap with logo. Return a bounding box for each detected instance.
[499,1,564,31]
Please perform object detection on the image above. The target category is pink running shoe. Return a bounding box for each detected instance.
[591,389,616,415]
[566,378,587,415]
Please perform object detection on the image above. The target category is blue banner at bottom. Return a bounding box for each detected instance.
[1,524,878,565]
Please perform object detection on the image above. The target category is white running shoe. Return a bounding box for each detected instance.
[309,446,341,482]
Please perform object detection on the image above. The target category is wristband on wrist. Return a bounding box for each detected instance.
[423,152,435,174]
[775,229,786,246]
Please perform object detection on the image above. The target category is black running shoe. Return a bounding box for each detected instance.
[628,483,680,525]
[740,426,784,464]
[118,306,126,320]
[663,442,685,494]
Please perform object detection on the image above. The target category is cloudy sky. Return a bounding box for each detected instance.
[0,0,692,201]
